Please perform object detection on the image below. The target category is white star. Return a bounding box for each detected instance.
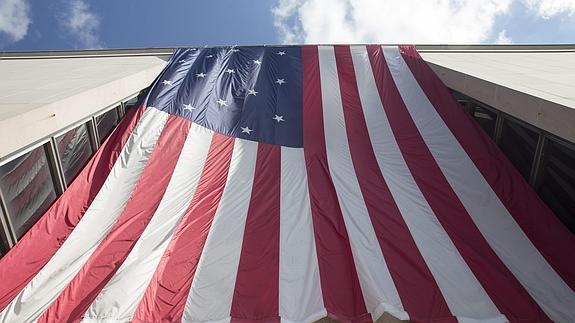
[217,98,228,107]
[241,126,253,135]
[253,59,262,65]
[183,104,195,112]
[178,59,186,63]
[277,51,286,56]
[275,78,286,85]
[225,69,235,74]
[162,80,172,86]
[196,72,206,78]
[273,115,285,123]
[247,89,258,96]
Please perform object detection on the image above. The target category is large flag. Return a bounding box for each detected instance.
[0,45,574,323]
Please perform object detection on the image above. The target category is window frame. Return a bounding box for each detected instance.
[0,188,15,251]
[0,92,143,246]
[450,89,575,232]
[94,105,122,144]
[0,141,60,239]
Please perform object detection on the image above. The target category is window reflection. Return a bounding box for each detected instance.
[539,139,575,234]
[0,146,57,238]
[450,89,575,234]
[499,119,539,181]
[96,108,119,144]
[56,124,93,185]
[472,106,497,138]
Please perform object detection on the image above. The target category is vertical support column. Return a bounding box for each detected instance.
[46,139,67,194]
[529,134,548,190]
[118,103,126,119]
[493,113,505,145]
[0,189,16,249]
[463,101,474,115]
[87,117,100,151]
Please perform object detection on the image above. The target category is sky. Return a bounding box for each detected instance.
[0,0,574,51]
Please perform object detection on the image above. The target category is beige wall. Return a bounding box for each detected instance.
[0,55,168,160]
[420,50,575,144]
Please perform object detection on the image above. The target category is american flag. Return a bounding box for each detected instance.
[0,45,574,322]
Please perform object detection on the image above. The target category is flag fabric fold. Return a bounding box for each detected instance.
[0,45,574,323]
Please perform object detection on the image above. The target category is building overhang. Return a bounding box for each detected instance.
[1,44,573,160]
[418,45,575,144]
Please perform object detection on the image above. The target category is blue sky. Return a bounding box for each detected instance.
[0,0,573,51]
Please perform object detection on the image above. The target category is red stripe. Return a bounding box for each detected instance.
[0,107,143,311]
[133,133,235,323]
[367,45,550,321]
[301,45,370,322]
[333,45,453,321]
[399,45,575,290]
[230,143,280,322]
[38,115,191,323]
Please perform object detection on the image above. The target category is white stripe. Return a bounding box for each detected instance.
[279,147,326,322]
[350,45,505,321]
[383,46,575,322]
[317,45,408,320]
[182,139,258,322]
[0,108,169,323]
[83,124,213,321]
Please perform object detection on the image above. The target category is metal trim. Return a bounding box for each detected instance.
[87,118,100,151]
[46,139,67,194]
[0,93,141,164]
[0,44,573,60]
[116,104,124,120]
[493,112,505,145]
[0,189,16,248]
[530,135,548,189]
[0,139,49,167]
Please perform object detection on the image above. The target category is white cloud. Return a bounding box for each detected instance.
[272,0,513,44]
[62,0,102,48]
[496,30,513,44]
[0,0,30,42]
[525,0,575,17]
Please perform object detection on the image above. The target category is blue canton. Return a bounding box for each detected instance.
[145,46,303,148]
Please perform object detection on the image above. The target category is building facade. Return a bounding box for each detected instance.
[0,45,573,258]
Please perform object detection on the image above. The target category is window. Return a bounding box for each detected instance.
[96,108,119,143]
[471,106,498,138]
[538,139,575,234]
[124,87,149,111]
[499,118,539,181]
[55,124,93,185]
[124,96,139,113]
[0,145,57,238]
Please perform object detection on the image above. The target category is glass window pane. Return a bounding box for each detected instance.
[499,118,539,181]
[538,139,575,234]
[124,96,138,109]
[450,90,467,102]
[472,106,497,138]
[96,108,119,143]
[0,145,57,238]
[124,87,148,111]
[56,124,93,185]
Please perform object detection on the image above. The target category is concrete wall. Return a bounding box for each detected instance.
[420,49,575,144]
[0,54,168,159]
